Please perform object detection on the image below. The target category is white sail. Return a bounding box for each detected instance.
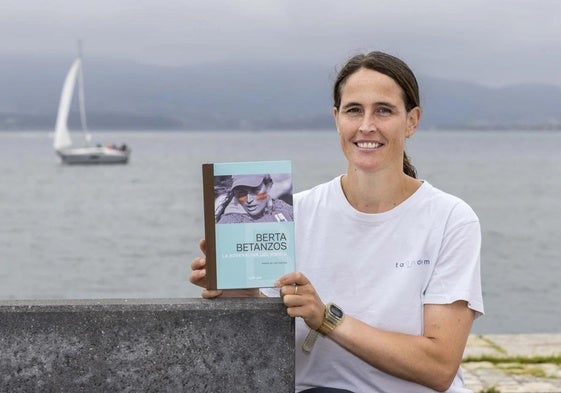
[53,52,130,165]
[77,58,92,145]
[54,59,81,150]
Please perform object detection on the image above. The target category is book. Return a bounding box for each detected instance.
[202,160,296,290]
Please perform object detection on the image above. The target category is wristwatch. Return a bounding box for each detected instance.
[302,302,344,353]
[317,302,344,335]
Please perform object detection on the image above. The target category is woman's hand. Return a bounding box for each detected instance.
[189,239,261,298]
[275,272,325,330]
[189,239,223,298]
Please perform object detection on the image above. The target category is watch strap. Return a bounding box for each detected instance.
[317,316,339,335]
[302,303,344,353]
[302,329,320,353]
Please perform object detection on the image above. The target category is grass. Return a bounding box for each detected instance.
[463,355,561,365]
[479,387,501,393]
[497,364,547,378]
[463,355,561,380]
[478,335,507,355]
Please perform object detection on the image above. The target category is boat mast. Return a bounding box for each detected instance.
[77,40,91,145]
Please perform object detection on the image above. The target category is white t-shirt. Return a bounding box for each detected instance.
[263,176,484,393]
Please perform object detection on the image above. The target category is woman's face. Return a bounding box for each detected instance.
[233,182,270,218]
[333,68,420,174]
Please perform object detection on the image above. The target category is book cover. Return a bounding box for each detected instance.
[202,160,296,290]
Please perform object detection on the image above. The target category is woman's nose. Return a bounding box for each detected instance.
[359,113,376,133]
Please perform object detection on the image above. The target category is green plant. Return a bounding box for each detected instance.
[463,355,561,365]
[497,363,547,378]
[479,387,501,393]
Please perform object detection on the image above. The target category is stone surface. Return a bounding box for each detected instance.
[463,334,561,393]
[2,300,559,393]
[0,298,294,393]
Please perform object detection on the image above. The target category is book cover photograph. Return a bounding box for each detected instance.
[202,160,296,290]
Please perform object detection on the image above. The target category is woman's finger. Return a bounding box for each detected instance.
[275,271,309,288]
[202,289,223,298]
[189,267,206,282]
[191,256,206,270]
[199,239,207,255]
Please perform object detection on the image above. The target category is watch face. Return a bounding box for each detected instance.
[330,304,343,318]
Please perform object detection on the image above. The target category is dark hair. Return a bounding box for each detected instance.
[333,51,419,178]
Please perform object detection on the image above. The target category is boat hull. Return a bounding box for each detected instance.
[56,147,130,165]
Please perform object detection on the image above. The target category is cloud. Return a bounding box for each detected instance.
[1,0,560,86]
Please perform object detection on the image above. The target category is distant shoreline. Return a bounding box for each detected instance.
[1,126,561,133]
[1,112,560,133]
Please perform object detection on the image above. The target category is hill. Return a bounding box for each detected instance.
[1,56,560,130]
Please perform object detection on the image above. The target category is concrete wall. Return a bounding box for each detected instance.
[0,298,295,392]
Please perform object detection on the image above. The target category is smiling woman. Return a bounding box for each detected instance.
[332,52,420,180]
[190,51,484,393]
[334,68,420,182]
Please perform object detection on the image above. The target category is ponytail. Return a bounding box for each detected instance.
[403,152,417,178]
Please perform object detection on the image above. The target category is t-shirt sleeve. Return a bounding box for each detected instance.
[423,203,484,317]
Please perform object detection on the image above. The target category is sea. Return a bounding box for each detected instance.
[1,129,560,335]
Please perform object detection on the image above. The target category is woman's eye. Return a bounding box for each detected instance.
[377,107,392,116]
[345,107,361,115]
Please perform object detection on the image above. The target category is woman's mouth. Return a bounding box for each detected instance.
[356,141,382,149]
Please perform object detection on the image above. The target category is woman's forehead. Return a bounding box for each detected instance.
[340,68,404,105]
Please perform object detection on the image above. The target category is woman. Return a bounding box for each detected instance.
[215,174,293,223]
[190,51,483,393]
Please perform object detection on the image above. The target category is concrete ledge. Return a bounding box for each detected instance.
[0,298,295,392]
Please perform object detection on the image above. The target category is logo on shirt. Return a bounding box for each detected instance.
[395,259,431,269]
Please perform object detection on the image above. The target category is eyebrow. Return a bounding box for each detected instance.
[341,101,399,110]
[376,101,399,109]
[341,102,361,110]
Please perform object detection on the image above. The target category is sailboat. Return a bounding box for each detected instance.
[53,51,130,165]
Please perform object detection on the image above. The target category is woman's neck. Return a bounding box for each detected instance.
[341,168,421,214]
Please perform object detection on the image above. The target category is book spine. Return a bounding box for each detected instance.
[202,163,217,290]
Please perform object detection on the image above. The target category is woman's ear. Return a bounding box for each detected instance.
[406,107,421,138]
[333,107,340,134]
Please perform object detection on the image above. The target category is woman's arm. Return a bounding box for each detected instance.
[330,301,473,391]
[277,272,474,392]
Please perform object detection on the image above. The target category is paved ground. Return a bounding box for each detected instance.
[462,334,561,393]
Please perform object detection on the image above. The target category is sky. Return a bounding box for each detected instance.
[2,0,560,87]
